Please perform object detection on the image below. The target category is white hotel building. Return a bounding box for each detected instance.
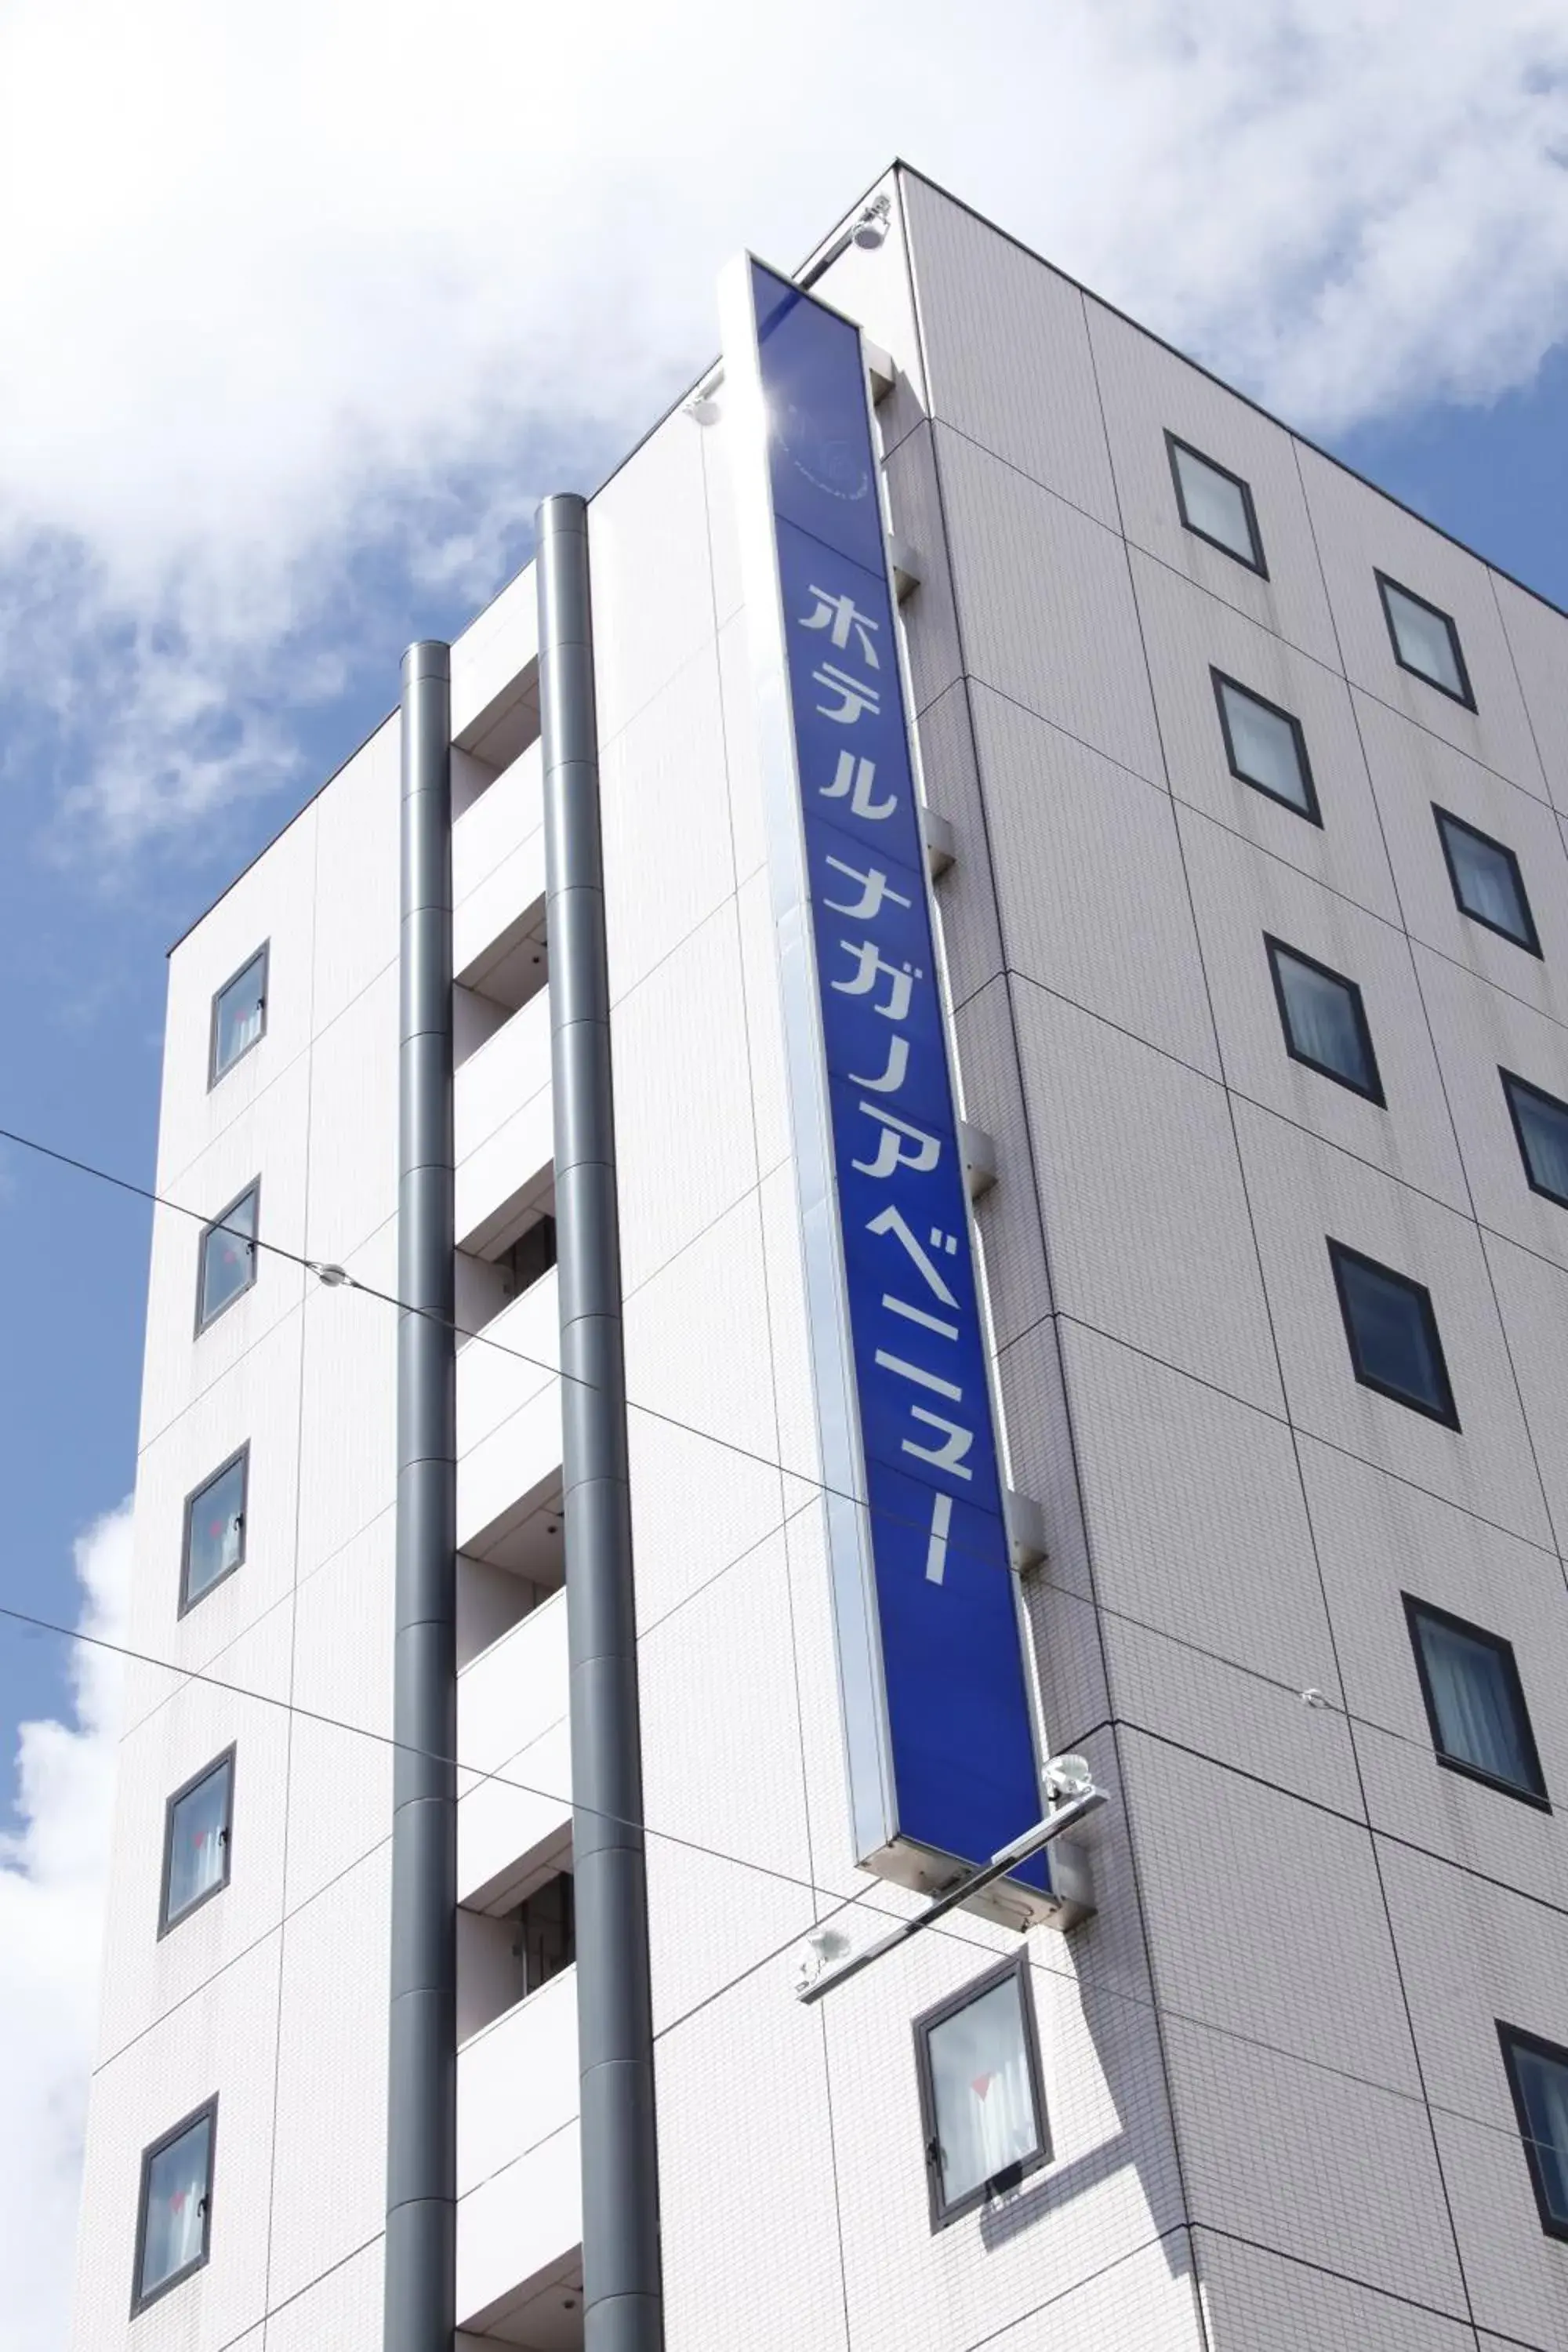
[69,167,1568,2352]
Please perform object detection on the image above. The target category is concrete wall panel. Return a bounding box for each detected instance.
[903,174,1118,527]
[1298,443,1548,797]
[936,426,1165,785]
[1131,550,1402,924]
[1085,299,1340,667]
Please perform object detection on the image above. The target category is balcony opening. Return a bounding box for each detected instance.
[457,1865,575,2042]
[456,1198,557,1345]
[453,978,515,1067]
[452,746,500,818]
[456,1488,564,1665]
[455,895,549,1029]
[455,653,540,785]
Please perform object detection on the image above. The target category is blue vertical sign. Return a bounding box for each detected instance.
[722,258,1050,1897]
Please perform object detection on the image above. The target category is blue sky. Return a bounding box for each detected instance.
[0,492,560,1784]
[4,9,1568,2339]
[3,350,1565,1796]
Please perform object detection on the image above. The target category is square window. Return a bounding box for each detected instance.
[913,1955,1050,2227]
[197,1184,259,1331]
[1433,808,1540,954]
[1166,434,1266,573]
[161,1750,235,1931]
[1327,1240,1458,1427]
[1405,1599,1547,1806]
[181,1448,248,1613]
[133,2100,216,2312]
[1265,938,1383,1102]
[209,947,267,1084]
[1377,573,1474,707]
[1498,2025,1568,2240]
[1501,1069,1568,1210]
[1212,671,1319,821]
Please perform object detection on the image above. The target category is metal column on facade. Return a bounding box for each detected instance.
[536,494,665,2352]
[387,640,457,2352]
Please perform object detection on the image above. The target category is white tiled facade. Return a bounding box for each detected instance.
[71,167,1568,2350]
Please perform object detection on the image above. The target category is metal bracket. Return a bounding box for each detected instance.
[960,1120,996,1200]
[1004,1490,1047,1573]
[921,806,956,880]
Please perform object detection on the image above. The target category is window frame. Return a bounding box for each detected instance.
[1432,806,1541,956]
[131,2095,219,2315]
[158,1746,237,1936]
[912,1951,1051,2231]
[1327,1238,1460,1429]
[1375,571,1475,710]
[1403,1596,1548,1810]
[1500,1069,1568,1212]
[1265,935,1385,1105]
[179,1443,249,1617]
[194,1180,261,1336]
[1497,2022,1568,2242]
[207,942,270,1090]
[1165,431,1268,576]
[1210,669,1321,824]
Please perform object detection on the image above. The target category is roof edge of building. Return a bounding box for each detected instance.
[170,155,1565,958]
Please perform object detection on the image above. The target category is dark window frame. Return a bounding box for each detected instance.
[131,2095,218,2315]
[1165,431,1268,577]
[195,1180,261,1336]
[158,1746,237,1935]
[913,1951,1051,2231]
[1403,1596,1548,1810]
[207,942,270,1090]
[179,1443,249,1617]
[1265,935,1385,1105]
[1497,2022,1568,2242]
[1210,669,1321,824]
[1376,571,1475,710]
[1432,807,1541,956]
[1327,1239,1460,1429]
[1501,1069,1568,1211]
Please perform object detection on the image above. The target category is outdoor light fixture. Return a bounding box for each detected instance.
[851,195,891,249]
[794,1760,1108,2005]
[687,380,722,426]
[1043,1752,1092,1802]
[792,1926,852,1996]
[310,1261,349,1288]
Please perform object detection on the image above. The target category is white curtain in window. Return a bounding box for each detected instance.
[1421,1616,1530,1788]
[168,1768,230,1920]
[1225,690,1307,810]
[1516,1091,1568,1202]
[1174,445,1254,562]
[1448,831,1519,931]
[142,2119,210,2293]
[928,1976,1040,2206]
[1279,958,1360,1077]
[1514,2044,1568,2223]
[1388,589,1464,696]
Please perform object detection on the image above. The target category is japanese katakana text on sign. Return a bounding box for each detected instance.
[743,260,1045,1884]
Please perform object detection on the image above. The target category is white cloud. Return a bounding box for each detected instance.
[0,0,1563,842]
[0,1501,131,2352]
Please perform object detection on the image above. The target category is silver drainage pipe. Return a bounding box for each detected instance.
[386,639,456,2352]
[536,494,665,2352]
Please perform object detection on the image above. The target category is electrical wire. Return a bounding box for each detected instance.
[5,1112,1567,2176]
[0,1114,1530,1788]
[7,1581,1566,2179]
